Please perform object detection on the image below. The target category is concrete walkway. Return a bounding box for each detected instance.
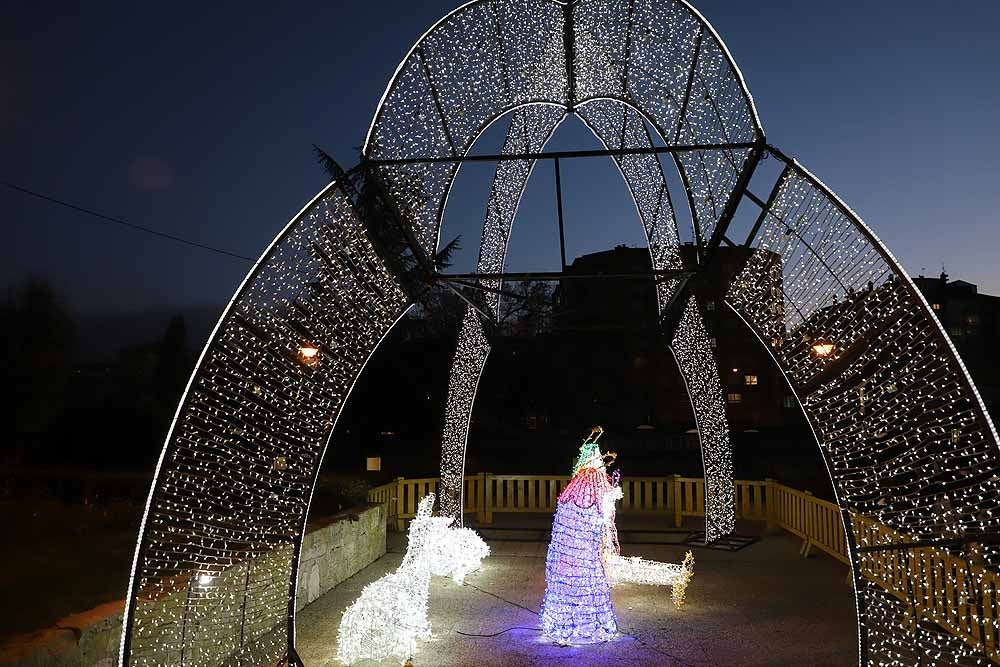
[296,523,857,667]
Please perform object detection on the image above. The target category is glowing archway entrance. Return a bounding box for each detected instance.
[120,1,1000,665]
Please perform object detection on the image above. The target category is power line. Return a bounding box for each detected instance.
[1,180,256,262]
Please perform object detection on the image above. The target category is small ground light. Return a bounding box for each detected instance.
[811,341,835,358]
[197,572,213,586]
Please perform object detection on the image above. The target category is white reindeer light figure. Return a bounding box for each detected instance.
[336,494,489,665]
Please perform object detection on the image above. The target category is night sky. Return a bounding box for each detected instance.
[4,1,999,318]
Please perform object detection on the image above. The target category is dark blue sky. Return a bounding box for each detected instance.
[4,1,999,316]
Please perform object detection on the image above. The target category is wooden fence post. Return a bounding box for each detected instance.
[765,478,778,531]
[799,490,814,557]
[476,472,487,524]
[394,477,406,532]
[672,474,682,528]
[483,473,493,525]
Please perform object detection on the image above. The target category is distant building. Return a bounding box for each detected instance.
[552,244,802,433]
[913,273,1000,412]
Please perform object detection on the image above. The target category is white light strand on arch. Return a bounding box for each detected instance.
[577,98,736,543]
[365,0,761,258]
[727,166,1000,666]
[116,0,1000,663]
[120,180,411,666]
[439,308,491,520]
[438,104,565,522]
[336,494,489,665]
[439,95,739,537]
[670,296,735,541]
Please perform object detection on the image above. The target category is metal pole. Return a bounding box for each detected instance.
[554,158,568,270]
[365,141,758,167]
[437,269,694,282]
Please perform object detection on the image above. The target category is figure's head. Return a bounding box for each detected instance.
[404,494,490,582]
[422,525,490,583]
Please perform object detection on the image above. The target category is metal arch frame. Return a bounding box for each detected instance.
[118,176,348,666]
[119,0,1000,665]
[362,0,764,258]
[119,171,416,667]
[724,145,1000,665]
[436,97,737,543]
[361,0,763,156]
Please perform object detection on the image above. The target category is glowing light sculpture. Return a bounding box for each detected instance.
[540,458,620,645]
[542,432,697,644]
[670,296,734,542]
[605,551,695,608]
[437,100,736,541]
[336,494,489,665]
[118,0,1000,664]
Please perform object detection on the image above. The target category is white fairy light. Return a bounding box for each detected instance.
[438,99,738,538]
[727,167,1000,665]
[605,551,695,608]
[670,296,735,542]
[337,494,489,665]
[120,1,1000,665]
[121,178,412,667]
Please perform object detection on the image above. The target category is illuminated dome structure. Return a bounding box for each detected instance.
[120,1,1000,665]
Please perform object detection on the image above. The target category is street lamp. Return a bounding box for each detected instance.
[811,340,835,358]
[298,345,320,363]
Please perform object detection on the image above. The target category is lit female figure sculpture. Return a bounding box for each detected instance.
[540,426,621,644]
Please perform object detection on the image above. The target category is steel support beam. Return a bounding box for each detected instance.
[436,269,694,282]
[366,141,758,167]
[554,158,568,270]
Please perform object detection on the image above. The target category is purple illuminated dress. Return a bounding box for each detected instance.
[539,466,618,644]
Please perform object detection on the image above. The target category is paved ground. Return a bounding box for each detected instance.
[296,519,858,667]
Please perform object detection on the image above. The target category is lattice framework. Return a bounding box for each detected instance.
[119,2,1000,665]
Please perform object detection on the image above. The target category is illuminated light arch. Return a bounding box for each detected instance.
[437,99,735,544]
[363,0,764,256]
[119,1,1000,665]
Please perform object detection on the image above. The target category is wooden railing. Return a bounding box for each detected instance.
[851,513,999,661]
[368,474,1000,662]
[369,475,778,531]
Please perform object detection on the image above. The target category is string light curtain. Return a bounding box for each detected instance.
[119,1,1000,665]
[119,178,411,666]
[727,165,1000,666]
[438,105,565,520]
[363,0,762,260]
[439,96,736,538]
[669,296,735,541]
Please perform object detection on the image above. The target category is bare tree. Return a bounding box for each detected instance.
[497,281,554,336]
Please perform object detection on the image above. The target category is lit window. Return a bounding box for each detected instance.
[950,327,963,338]
[705,300,716,311]
[709,337,717,349]
[783,395,796,409]
[526,415,538,430]
[932,303,941,311]
[366,457,381,472]
[727,392,742,404]
[744,374,758,386]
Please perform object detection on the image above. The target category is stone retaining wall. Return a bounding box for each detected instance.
[1,504,385,667]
